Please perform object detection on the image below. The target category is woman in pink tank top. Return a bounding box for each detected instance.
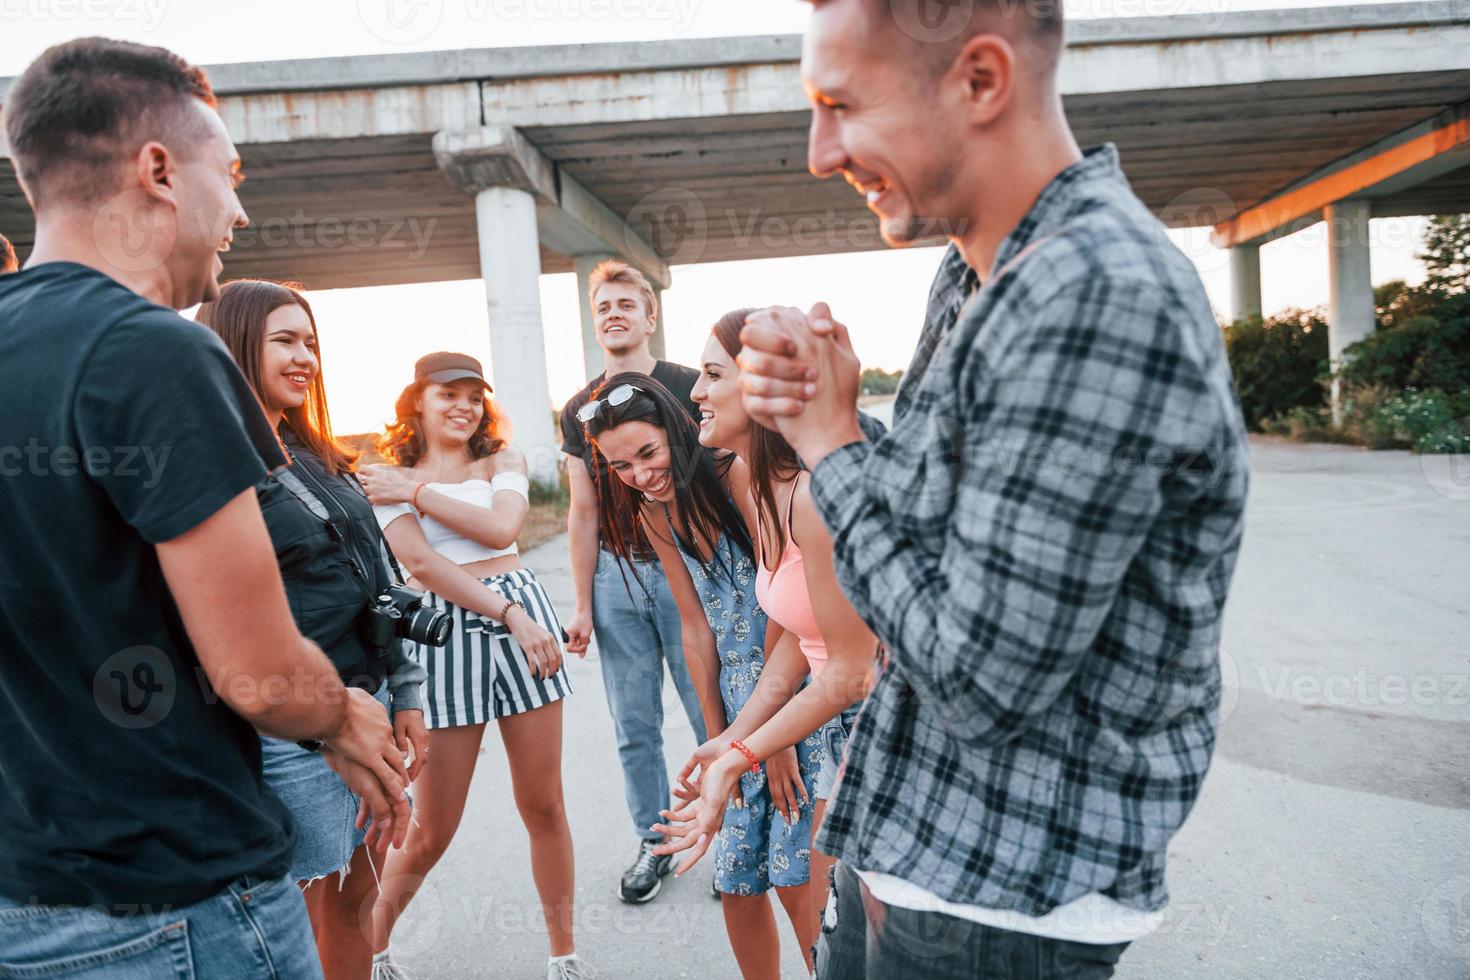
[660,308,880,948]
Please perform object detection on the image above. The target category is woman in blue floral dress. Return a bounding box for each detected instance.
[581,372,820,978]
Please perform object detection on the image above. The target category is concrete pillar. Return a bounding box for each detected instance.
[1325,200,1375,426]
[573,253,612,382]
[649,286,667,361]
[1229,244,1262,322]
[475,186,558,487]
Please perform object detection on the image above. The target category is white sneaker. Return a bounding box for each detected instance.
[547,954,595,979]
[371,952,416,980]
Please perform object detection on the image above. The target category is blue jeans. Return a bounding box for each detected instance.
[593,549,708,841]
[0,874,322,979]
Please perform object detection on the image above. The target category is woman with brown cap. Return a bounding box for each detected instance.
[360,352,586,980]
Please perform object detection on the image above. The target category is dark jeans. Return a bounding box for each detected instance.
[816,862,1130,980]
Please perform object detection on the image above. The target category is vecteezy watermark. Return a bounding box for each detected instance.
[93,647,177,730]
[0,0,168,31]
[357,0,444,44]
[1419,443,1470,501]
[624,186,968,265]
[1421,873,1470,960]
[1255,667,1469,710]
[89,191,441,269]
[357,0,699,45]
[0,440,171,489]
[230,212,439,261]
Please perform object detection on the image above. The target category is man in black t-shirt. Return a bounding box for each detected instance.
[0,39,406,976]
[559,259,710,904]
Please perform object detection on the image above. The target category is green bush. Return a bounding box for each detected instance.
[1365,388,1470,454]
[1223,309,1330,430]
[1339,291,1470,394]
[859,367,903,397]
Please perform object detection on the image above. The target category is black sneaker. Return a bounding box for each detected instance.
[619,839,672,904]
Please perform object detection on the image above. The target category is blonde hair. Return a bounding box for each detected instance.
[587,259,657,324]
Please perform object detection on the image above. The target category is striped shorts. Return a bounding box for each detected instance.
[413,567,572,729]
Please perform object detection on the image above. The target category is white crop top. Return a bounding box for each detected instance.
[373,473,529,565]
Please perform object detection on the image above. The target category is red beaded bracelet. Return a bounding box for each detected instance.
[411,482,427,514]
[729,739,761,774]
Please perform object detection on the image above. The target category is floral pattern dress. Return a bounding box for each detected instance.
[671,530,822,895]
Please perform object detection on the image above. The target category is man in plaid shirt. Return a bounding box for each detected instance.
[738,1,1250,976]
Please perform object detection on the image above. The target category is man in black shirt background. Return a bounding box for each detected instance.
[0,38,407,978]
[559,259,710,903]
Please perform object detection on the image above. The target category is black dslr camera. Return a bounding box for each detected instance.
[363,584,453,653]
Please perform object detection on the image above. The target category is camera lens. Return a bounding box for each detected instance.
[399,604,452,648]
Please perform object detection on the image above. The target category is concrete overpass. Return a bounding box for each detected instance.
[3,2,1468,473]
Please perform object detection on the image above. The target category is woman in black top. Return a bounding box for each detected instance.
[197,280,427,980]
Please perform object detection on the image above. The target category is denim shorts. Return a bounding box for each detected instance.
[259,683,390,882]
[814,701,863,801]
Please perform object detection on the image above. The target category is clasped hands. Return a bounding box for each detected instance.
[737,302,866,468]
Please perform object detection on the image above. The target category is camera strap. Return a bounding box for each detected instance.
[274,467,403,600]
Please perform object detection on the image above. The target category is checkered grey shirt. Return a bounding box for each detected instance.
[811,145,1250,915]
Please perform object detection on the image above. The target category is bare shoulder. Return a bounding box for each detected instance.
[790,473,830,551]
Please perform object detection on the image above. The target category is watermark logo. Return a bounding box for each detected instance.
[888,0,975,44]
[1157,186,1237,275]
[1421,873,1470,960]
[625,186,708,266]
[357,0,444,44]
[91,188,174,274]
[93,646,176,730]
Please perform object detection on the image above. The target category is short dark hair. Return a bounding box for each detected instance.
[813,0,1064,80]
[3,37,216,208]
[0,234,16,274]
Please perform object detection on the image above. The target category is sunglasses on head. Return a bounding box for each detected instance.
[577,383,643,424]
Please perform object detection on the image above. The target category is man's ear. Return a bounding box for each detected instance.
[952,32,1015,127]
[135,141,178,207]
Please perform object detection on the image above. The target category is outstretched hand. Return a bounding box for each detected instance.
[653,752,746,876]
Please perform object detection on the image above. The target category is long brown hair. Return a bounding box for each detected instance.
[195,279,358,475]
[377,375,508,468]
[583,372,750,581]
[711,308,803,567]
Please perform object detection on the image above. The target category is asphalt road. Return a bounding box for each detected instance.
[388,434,1470,979]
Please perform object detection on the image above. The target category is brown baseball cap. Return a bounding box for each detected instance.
[415,351,492,391]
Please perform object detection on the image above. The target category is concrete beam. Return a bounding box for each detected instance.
[3,3,1455,99]
[538,171,670,288]
[1213,100,1470,248]
[435,124,669,288]
[477,8,1470,129]
[433,125,557,201]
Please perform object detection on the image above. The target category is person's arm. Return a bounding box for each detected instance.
[156,488,347,739]
[732,481,876,763]
[381,513,563,678]
[157,490,411,841]
[798,284,1205,750]
[564,455,600,655]
[358,453,527,552]
[643,505,727,737]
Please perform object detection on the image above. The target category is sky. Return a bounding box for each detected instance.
[2,0,1436,434]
